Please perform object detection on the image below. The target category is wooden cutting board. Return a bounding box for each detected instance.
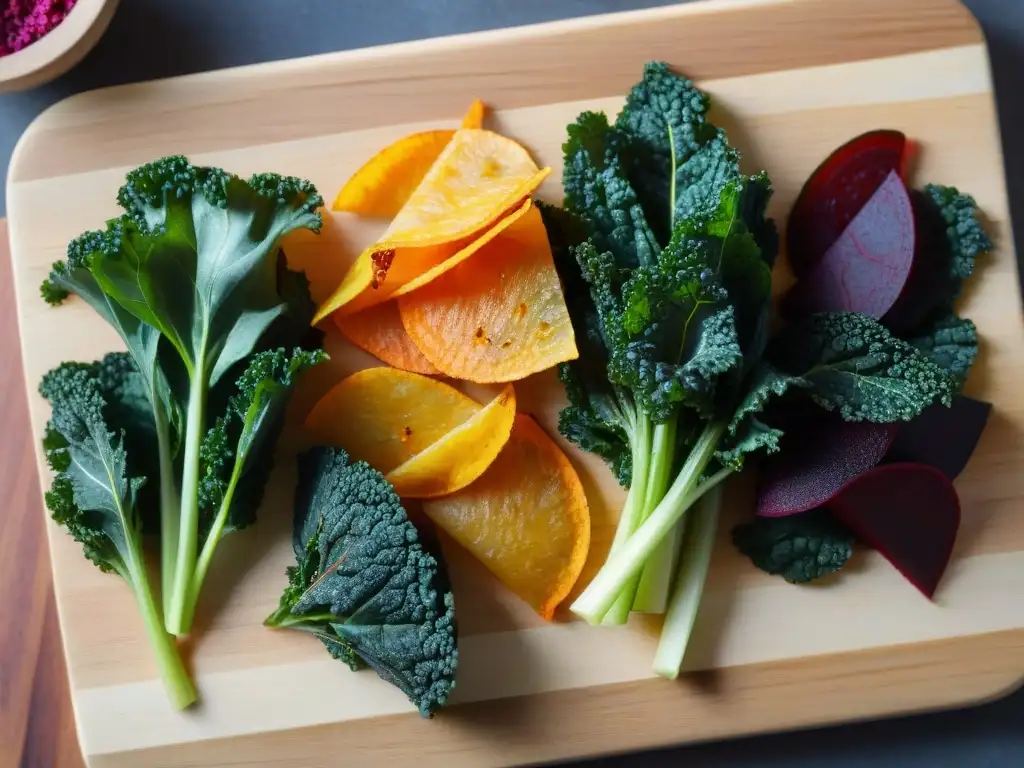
[6,0,1024,765]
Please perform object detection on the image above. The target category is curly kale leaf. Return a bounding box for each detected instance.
[562,111,660,268]
[266,447,457,718]
[198,347,326,536]
[610,175,773,422]
[732,509,854,583]
[890,185,989,388]
[39,363,147,578]
[922,183,991,289]
[768,311,956,422]
[716,362,810,468]
[907,313,978,387]
[541,203,635,485]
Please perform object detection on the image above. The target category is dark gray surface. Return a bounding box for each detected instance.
[2,0,1021,765]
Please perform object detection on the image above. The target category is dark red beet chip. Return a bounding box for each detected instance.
[756,412,899,518]
[786,130,907,278]
[782,170,915,319]
[828,463,961,598]
[886,396,992,480]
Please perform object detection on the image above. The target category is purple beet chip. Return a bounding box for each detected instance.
[783,170,916,319]
[829,462,961,598]
[886,396,992,480]
[756,413,899,518]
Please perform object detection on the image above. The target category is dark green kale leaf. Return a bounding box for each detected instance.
[40,362,145,576]
[768,311,956,422]
[265,447,457,718]
[39,360,197,707]
[610,175,773,422]
[541,203,635,485]
[891,185,989,387]
[922,183,991,290]
[716,362,810,467]
[198,347,327,537]
[907,313,978,388]
[732,509,854,583]
[562,110,660,268]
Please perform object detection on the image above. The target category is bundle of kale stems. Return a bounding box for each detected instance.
[40,159,328,707]
[543,63,964,677]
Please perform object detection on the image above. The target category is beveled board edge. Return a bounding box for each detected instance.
[91,629,1024,768]
[7,0,981,182]
[8,0,1024,765]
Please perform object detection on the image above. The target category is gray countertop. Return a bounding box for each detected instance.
[2,1,1022,765]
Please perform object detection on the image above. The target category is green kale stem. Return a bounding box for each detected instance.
[165,353,209,636]
[121,528,197,709]
[653,483,723,679]
[632,418,679,613]
[572,420,730,625]
[154,397,180,624]
[263,611,338,630]
[599,413,652,625]
[184,453,247,630]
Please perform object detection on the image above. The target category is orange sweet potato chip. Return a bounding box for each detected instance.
[314,128,549,325]
[399,204,578,382]
[383,129,547,247]
[385,385,515,498]
[422,415,591,619]
[461,99,486,129]
[304,367,480,471]
[317,202,529,321]
[331,101,487,218]
[332,130,454,218]
[333,301,440,375]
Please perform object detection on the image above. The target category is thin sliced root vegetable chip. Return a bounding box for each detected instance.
[381,128,549,247]
[386,385,516,498]
[461,99,486,129]
[390,200,533,298]
[400,203,578,382]
[316,204,530,321]
[422,415,591,619]
[304,367,480,472]
[332,130,455,217]
[333,301,440,375]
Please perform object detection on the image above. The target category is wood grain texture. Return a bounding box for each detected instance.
[5,1,1024,766]
[0,219,84,768]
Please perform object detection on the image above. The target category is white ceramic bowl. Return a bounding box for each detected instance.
[0,0,120,93]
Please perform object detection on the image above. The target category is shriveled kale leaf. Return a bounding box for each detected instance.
[732,509,854,583]
[265,447,458,718]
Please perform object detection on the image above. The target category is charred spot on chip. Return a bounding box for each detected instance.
[400,425,413,442]
[371,249,396,289]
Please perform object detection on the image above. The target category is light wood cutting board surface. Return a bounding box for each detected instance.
[6,0,1024,766]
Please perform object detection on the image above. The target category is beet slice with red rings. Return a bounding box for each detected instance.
[786,129,907,278]
[783,170,916,319]
[756,412,899,518]
[828,463,961,598]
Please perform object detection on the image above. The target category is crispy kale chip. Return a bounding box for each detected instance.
[265,447,458,718]
[732,509,854,584]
